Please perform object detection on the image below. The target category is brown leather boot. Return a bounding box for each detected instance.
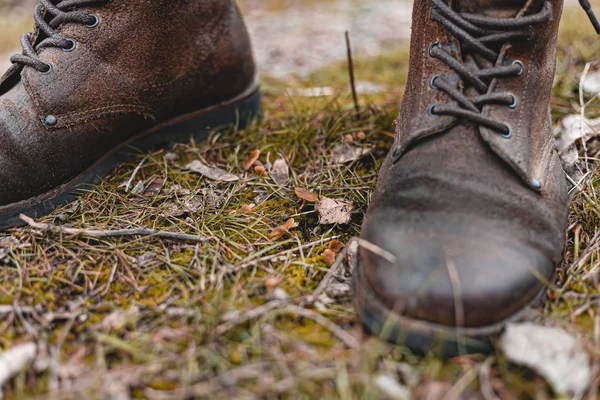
[0,0,259,229]
[355,0,598,355]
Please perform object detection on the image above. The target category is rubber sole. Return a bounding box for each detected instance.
[0,86,262,231]
[353,252,546,357]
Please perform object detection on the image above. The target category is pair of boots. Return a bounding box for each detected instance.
[0,0,594,355]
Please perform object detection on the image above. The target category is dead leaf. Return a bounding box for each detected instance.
[164,152,179,162]
[501,323,592,395]
[295,188,319,203]
[185,160,239,182]
[0,343,37,389]
[322,249,336,265]
[583,70,600,94]
[244,149,261,171]
[270,158,290,186]
[143,177,165,195]
[328,240,346,253]
[270,218,298,240]
[331,143,371,163]
[556,115,600,173]
[316,197,354,225]
[374,374,410,400]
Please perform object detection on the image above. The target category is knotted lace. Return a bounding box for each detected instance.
[426,0,553,137]
[11,0,109,73]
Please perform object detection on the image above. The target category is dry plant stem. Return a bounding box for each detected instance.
[215,299,360,349]
[125,154,149,192]
[579,63,591,173]
[590,271,600,399]
[355,238,397,264]
[214,300,287,336]
[20,214,209,243]
[480,357,500,400]
[345,31,359,114]
[235,236,342,271]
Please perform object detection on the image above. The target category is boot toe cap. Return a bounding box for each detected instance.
[357,209,554,330]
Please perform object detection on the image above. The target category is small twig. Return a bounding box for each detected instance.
[479,357,500,400]
[20,214,209,243]
[579,63,591,174]
[355,238,397,264]
[215,300,287,335]
[590,272,600,399]
[125,154,149,192]
[235,236,341,271]
[345,31,359,114]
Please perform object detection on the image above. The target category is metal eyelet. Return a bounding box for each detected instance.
[429,42,440,58]
[40,62,53,74]
[430,5,438,21]
[501,124,513,139]
[428,104,439,117]
[62,39,77,52]
[429,74,441,89]
[44,115,58,127]
[86,13,100,28]
[512,60,524,76]
[530,178,542,190]
[508,93,517,109]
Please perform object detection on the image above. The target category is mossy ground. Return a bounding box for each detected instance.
[1,4,600,400]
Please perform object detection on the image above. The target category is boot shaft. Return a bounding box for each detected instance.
[395,0,564,190]
[0,0,257,128]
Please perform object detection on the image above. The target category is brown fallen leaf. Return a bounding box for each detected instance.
[244,149,261,171]
[270,218,297,240]
[328,240,346,253]
[185,160,239,182]
[316,197,354,225]
[143,177,165,195]
[322,249,336,265]
[295,187,319,203]
[331,143,371,164]
[270,158,290,186]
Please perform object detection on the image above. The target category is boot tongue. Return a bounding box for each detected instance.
[453,0,528,18]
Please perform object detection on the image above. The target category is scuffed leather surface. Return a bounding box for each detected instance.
[0,0,256,206]
[359,0,569,328]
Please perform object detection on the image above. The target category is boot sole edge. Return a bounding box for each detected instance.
[353,253,547,357]
[0,85,262,230]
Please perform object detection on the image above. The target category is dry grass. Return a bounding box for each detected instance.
[0,4,599,400]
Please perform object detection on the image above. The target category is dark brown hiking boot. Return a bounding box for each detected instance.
[0,0,260,229]
[354,0,599,355]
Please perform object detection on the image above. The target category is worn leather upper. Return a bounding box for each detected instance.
[0,0,256,206]
[359,0,569,328]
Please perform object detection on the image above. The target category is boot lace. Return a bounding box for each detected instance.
[11,0,110,73]
[424,0,553,138]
